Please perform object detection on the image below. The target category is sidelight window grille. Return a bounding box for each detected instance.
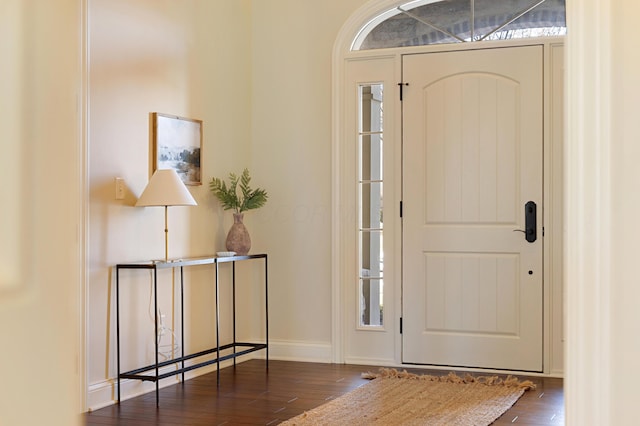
[358,84,384,328]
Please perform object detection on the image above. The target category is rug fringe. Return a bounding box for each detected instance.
[361,368,536,390]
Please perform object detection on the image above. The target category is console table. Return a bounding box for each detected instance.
[115,254,268,406]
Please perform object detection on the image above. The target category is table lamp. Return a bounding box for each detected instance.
[135,169,197,260]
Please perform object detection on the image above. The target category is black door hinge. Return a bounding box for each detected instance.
[400,201,403,218]
[398,82,409,101]
[400,317,403,334]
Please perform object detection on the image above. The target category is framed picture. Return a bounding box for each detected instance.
[152,112,202,185]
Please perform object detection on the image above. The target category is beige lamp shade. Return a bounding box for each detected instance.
[136,169,197,207]
[135,169,197,260]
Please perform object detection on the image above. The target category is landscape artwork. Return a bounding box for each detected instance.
[152,113,202,185]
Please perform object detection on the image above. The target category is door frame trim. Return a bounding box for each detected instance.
[333,2,564,375]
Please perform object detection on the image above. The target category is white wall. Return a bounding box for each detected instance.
[250,0,369,357]
[565,0,640,424]
[0,0,81,424]
[86,0,381,408]
[86,0,373,409]
[87,0,254,408]
[609,2,640,421]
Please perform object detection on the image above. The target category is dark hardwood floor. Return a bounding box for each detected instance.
[84,360,563,425]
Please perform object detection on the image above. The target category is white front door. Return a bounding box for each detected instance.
[402,46,543,371]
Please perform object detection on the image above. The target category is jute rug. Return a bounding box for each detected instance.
[280,368,535,426]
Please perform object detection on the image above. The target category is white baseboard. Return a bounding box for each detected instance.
[266,339,333,363]
[549,368,564,378]
[343,356,398,367]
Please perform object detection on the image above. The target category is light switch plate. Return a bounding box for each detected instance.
[115,177,125,200]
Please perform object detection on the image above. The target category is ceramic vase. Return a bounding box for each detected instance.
[226,213,251,255]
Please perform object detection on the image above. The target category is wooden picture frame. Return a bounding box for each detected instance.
[152,112,202,186]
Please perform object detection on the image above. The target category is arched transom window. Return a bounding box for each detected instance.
[353,0,566,50]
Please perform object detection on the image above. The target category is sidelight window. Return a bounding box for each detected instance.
[358,84,384,328]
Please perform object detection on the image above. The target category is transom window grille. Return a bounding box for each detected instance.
[353,0,566,50]
[358,84,384,328]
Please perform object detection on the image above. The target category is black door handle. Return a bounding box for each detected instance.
[513,201,537,243]
[524,201,537,242]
